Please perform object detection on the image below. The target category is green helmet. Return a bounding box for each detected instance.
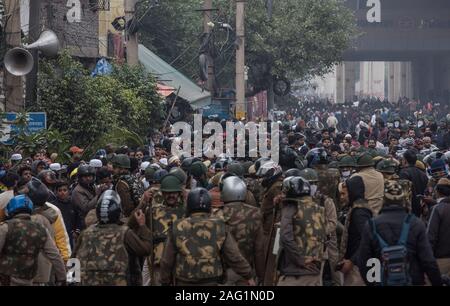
[112,154,130,169]
[160,174,183,193]
[329,161,339,169]
[376,159,396,174]
[242,161,253,175]
[299,168,319,183]
[356,153,375,168]
[227,162,245,178]
[338,156,356,168]
[169,167,188,184]
[190,161,207,178]
[144,166,157,180]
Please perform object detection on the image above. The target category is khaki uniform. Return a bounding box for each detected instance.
[349,168,385,216]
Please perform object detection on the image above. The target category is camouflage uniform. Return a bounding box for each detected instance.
[384,175,413,213]
[160,212,253,286]
[261,179,283,285]
[314,193,341,286]
[277,196,326,286]
[244,177,262,206]
[141,194,185,286]
[73,223,152,286]
[0,214,65,286]
[114,174,144,218]
[315,164,340,205]
[222,202,265,285]
[261,180,283,236]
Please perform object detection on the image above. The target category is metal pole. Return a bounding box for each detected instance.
[4,0,24,111]
[235,0,246,120]
[203,0,215,95]
[163,86,182,130]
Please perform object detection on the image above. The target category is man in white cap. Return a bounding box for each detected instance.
[89,159,103,169]
[159,158,168,168]
[10,154,22,170]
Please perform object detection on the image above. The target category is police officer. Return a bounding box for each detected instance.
[220,176,265,285]
[377,159,413,213]
[138,174,186,286]
[112,154,142,217]
[0,195,66,286]
[277,176,326,286]
[226,162,257,207]
[257,161,284,285]
[299,168,340,286]
[309,148,340,204]
[160,188,255,286]
[73,190,152,286]
[337,155,356,218]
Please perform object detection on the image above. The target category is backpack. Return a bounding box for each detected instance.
[371,214,413,286]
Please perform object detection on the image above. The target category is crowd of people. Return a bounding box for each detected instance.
[0,97,450,286]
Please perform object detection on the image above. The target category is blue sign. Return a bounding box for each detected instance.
[202,100,231,120]
[0,112,47,145]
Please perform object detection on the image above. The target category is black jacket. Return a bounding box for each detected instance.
[345,207,372,263]
[399,166,429,217]
[53,196,82,249]
[357,205,442,286]
[427,198,450,258]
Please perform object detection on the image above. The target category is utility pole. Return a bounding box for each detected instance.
[203,0,215,95]
[25,0,41,108]
[235,0,246,120]
[4,0,23,111]
[125,0,138,66]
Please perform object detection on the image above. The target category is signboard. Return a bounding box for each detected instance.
[0,112,47,144]
[202,100,231,120]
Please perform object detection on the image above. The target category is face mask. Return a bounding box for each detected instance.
[394,121,400,128]
[310,185,318,197]
[342,171,351,179]
[418,121,424,128]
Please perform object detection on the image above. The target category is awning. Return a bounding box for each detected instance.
[157,84,176,97]
[138,45,211,109]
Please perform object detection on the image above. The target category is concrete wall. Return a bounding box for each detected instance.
[41,0,99,58]
[98,0,124,57]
